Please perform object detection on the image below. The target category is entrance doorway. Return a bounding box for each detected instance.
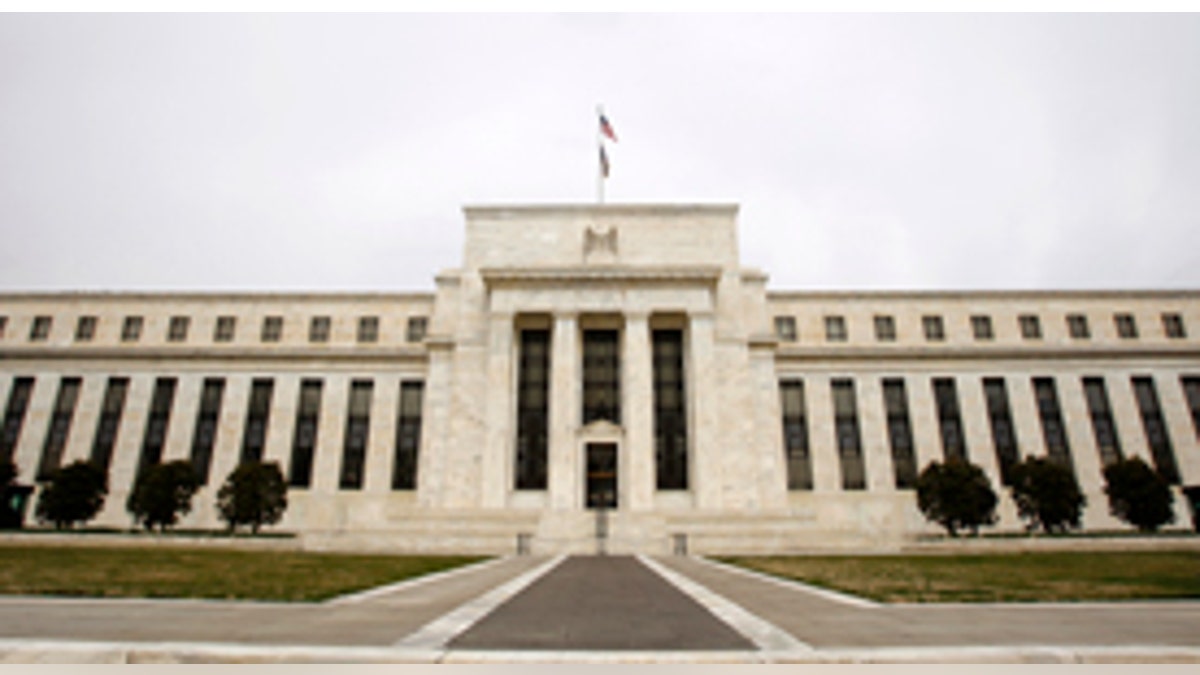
[585,443,617,509]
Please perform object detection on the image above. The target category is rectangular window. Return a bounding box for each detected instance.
[340,379,373,490]
[774,316,797,342]
[922,315,945,341]
[0,378,35,465]
[90,377,129,475]
[1182,376,1200,438]
[582,329,620,425]
[824,315,847,342]
[122,316,143,342]
[883,378,917,489]
[970,315,993,341]
[1019,314,1042,339]
[1033,377,1074,474]
[406,316,428,343]
[1132,377,1180,484]
[37,377,81,480]
[1115,313,1138,339]
[240,378,274,464]
[29,316,51,342]
[982,377,1019,485]
[515,329,550,490]
[75,316,97,342]
[357,316,379,343]
[290,379,322,488]
[654,329,688,491]
[393,381,424,490]
[832,379,865,490]
[1163,313,1186,339]
[933,377,967,461]
[0,316,7,339]
[137,377,177,478]
[874,315,896,342]
[261,316,283,342]
[779,380,811,490]
[214,316,236,342]
[1083,377,1122,467]
[190,378,225,484]
[167,316,189,342]
[309,316,331,343]
[1067,314,1090,339]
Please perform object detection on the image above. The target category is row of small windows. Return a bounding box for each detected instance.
[0,314,429,345]
[774,312,1187,343]
[0,375,424,493]
[779,374,1197,491]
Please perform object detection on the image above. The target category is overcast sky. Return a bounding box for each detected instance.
[1,13,1198,293]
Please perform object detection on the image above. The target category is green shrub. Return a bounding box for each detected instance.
[1009,456,1086,534]
[1103,456,1174,532]
[126,460,200,532]
[216,461,288,534]
[915,459,998,536]
[34,461,107,529]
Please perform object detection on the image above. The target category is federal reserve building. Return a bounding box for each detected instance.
[2,204,1198,553]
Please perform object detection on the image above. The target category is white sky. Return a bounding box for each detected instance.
[1,12,1198,292]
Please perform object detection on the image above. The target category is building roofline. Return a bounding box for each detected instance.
[767,289,1200,301]
[463,203,739,218]
[0,291,436,302]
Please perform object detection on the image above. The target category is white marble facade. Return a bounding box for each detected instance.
[1,204,1199,553]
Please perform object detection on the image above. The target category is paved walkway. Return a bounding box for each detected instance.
[0,553,1198,662]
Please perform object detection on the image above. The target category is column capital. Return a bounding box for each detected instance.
[624,310,651,323]
[553,311,579,323]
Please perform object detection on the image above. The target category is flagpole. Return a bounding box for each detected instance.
[596,104,605,204]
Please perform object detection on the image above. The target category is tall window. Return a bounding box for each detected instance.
[982,377,1019,485]
[190,378,225,484]
[970,315,993,341]
[309,316,331,343]
[654,329,688,490]
[406,316,428,343]
[515,329,550,490]
[1132,377,1180,484]
[393,381,424,490]
[357,316,379,343]
[1082,377,1122,467]
[1115,313,1138,339]
[289,379,322,489]
[240,378,273,464]
[75,316,96,342]
[583,329,620,424]
[0,378,35,465]
[933,378,966,461]
[137,377,177,478]
[261,316,283,342]
[0,316,7,339]
[121,316,143,342]
[824,315,847,342]
[90,377,129,475]
[1162,313,1186,339]
[922,315,945,341]
[37,377,81,480]
[340,379,373,490]
[779,380,811,490]
[214,316,236,342]
[167,316,189,342]
[1182,376,1200,437]
[832,379,865,490]
[883,378,917,489]
[29,316,51,342]
[874,315,896,342]
[1033,377,1074,473]
[774,316,796,342]
[1067,314,1090,339]
[1019,314,1042,339]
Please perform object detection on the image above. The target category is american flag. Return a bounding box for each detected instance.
[599,144,610,178]
[599,114,617,142]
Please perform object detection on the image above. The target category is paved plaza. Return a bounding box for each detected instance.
[0,553,1198,663]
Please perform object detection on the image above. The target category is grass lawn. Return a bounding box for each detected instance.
[0,544,485,602]
[721,551,1200,603]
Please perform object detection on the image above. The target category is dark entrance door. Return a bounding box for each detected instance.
[585,443,617,509]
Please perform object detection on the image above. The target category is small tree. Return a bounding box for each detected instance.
[915,459,998,537]
[216,461,288,534]
[34,460,107,530]
[1103,456,1174,532]
[1009,456,1086,534]
[126,460,200,532]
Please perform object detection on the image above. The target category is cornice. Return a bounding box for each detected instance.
[464,203,738,219]
[767,289,1200,302]
[0,346,430,364]
[0,291,436,303]
[773,344,1200,362]
[480,265,722,286]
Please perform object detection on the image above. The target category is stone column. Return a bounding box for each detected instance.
[263,374,298,470]
[311,374,349,496]
[622,311,653,511]
[13,374,59,485]
[959,374,1002,486]
[548,313,579,511]
[688,311,719,508]
[806,374,839,493]
[162,375,201,464]
[63,376,105,466]
[1108,372,1153,464]
[418,343,455,509]
[857,376,894,493]
[907,373,941,474]
[1058,375,1105,488]
[97,374,153,527]
[208,375,250,497]
[1155,373,1200,485]
[481,313,515,509]
[365,374,400,494]
[1009,374,1047,461]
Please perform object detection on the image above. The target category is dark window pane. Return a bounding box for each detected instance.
[190,378,225,484]
[515,329,550,490]
[393,381,423,490]
[780,380,811,490]
[1132,377,1179,484]
[240,379,273,464]
[340,380,372,490]
[654,329,688,490]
